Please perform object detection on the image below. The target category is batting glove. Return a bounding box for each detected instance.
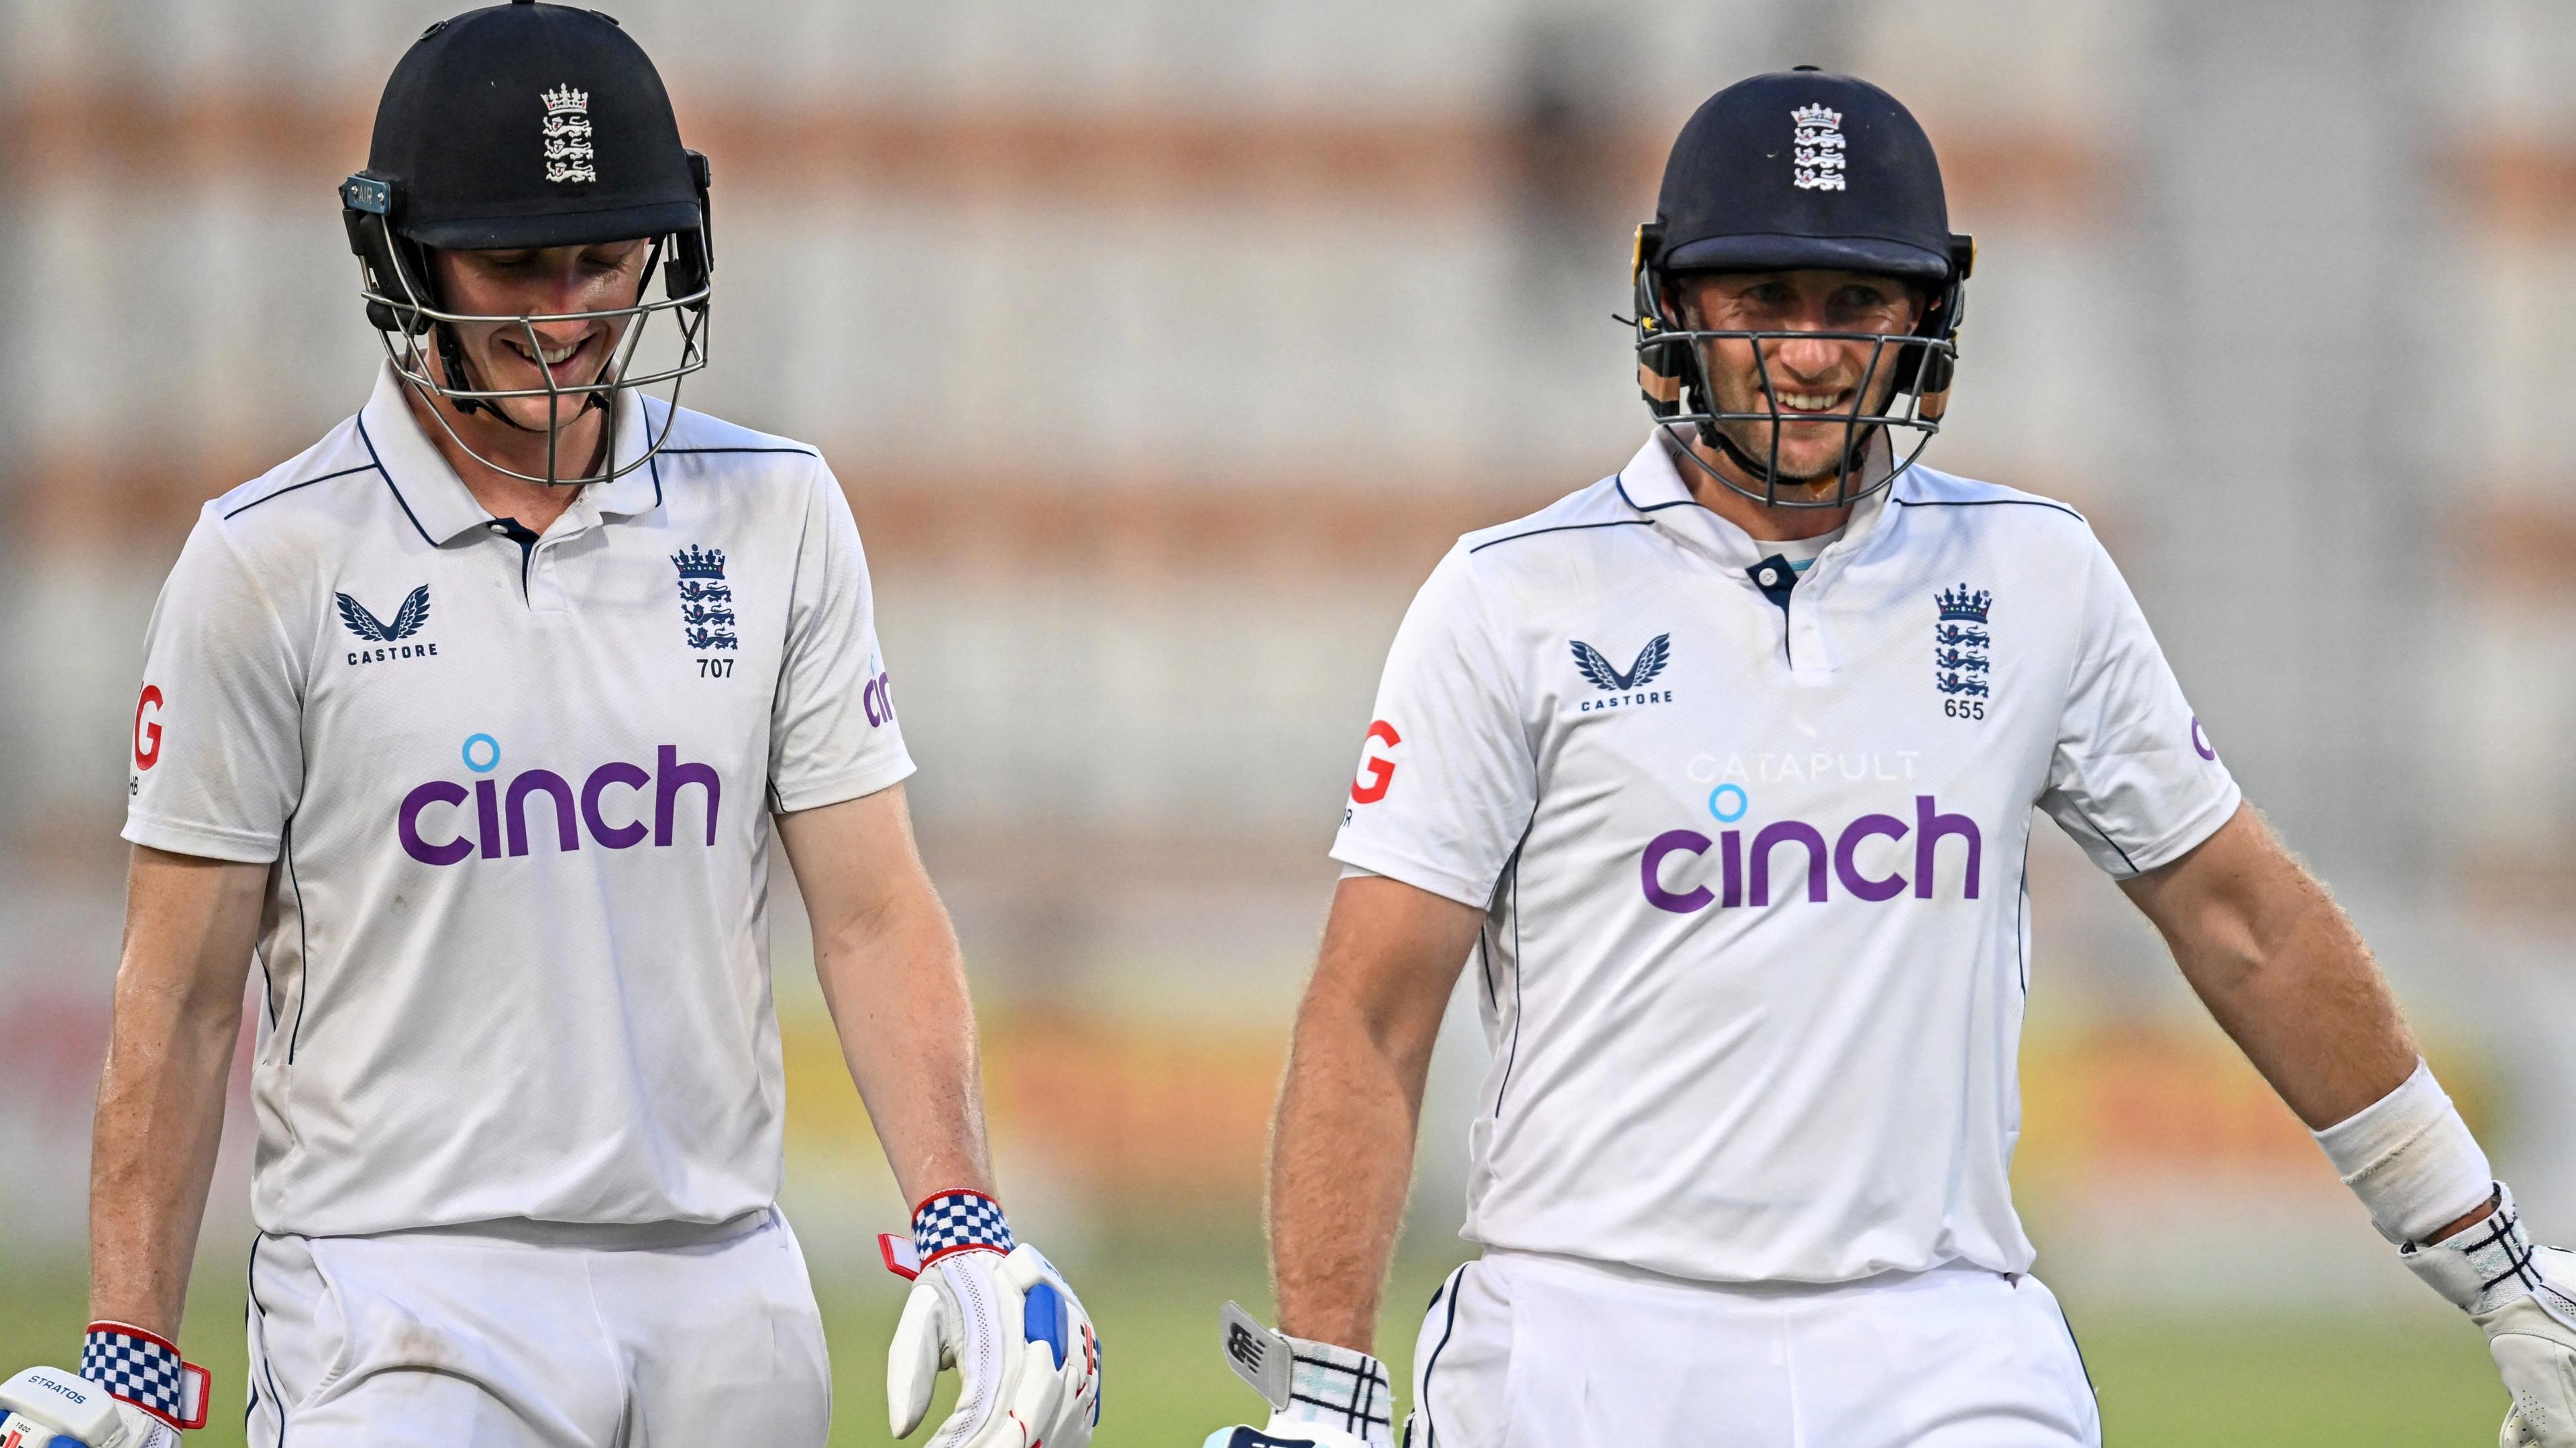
[881,1191,1102,1448]
[2,1326,209,1448]
[2402,1183,2576,1447]
[1202,1303,1399,1448]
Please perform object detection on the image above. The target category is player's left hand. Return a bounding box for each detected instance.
[2402,1184,2576,1447]
[1202,1304,1400,1448]
[883,1237,1102,1448]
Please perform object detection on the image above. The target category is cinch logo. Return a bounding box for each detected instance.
[863,670,897,728]
[1640,794,1981,912]
[398,735,721,866]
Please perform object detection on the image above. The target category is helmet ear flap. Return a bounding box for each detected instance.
[341,172,435,337]
[665,150,714,301]
[1890,232,1974,401]
[1633,223,1694,415]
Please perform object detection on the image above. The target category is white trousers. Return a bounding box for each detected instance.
[1409,1251,2101,1448]
[245,1209,830,1448]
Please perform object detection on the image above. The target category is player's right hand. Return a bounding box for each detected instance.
[2400,1184,2576,1447]
[0,1367,180,1448]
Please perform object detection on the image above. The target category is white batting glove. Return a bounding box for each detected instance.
[881,1191,1101,1448]
[2402,1184,2576,1447]
[1202,1303,1399,1448]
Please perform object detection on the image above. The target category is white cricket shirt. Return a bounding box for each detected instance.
[1333,432,2240,1284]
[125,364,914,1236]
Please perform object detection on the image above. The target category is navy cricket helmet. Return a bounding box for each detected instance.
[337,0,714,486]
[1631,68,1974,508]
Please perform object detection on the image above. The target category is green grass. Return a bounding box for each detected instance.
[1,1249,2506,1445]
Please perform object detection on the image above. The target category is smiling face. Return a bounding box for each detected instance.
[1670,268,1926,486]
[427,238,653,432]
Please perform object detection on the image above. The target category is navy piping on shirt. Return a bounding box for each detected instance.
[2015,853,2031,995]
[1888,494,2087,523]
[352,416,437,547]
[1488,829,1534,1121]
[2068,807,2141,875]
[223,463,380,520]
[1613,474,1699,514]
[282,818,315,1062]
[1468,518,1655,555]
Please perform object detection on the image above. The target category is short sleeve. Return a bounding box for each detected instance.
[767,457,917,812]
[1329,547,1538,908]
[2039,535,2241,877]
[123,512,305,862]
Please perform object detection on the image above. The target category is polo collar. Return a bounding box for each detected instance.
[357,361,663,545]
[1615,427,1901,573]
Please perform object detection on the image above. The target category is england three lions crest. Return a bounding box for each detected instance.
[1791,104,1847,192]
[1935,584,1991,712]
[541,85,597,185]
[672,546,737,651]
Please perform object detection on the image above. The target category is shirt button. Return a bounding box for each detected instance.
[488,522,507,534]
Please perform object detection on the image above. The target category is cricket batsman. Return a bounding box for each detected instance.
[0,6,1099,1448]
[1208,68,2576,1447]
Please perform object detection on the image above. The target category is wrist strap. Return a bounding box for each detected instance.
[2312,1058,2496,1245]
[1275,1335,1395,1448]
[911,1188,1012,1268]
[81,1323,209,1431]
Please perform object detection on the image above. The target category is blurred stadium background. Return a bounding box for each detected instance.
[8,0,2576,1440]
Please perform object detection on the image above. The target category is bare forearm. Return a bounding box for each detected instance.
[2171,880,2410,1126]
[89,847,264,1336]
[2130,808,2417,1129]
[1268,876,1479,1353]
[89,1002,239,1334]
[1269,988,1430,1353]
[817,888,994,1205]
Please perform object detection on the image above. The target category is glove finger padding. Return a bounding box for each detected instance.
[888,1278,955,1439]
[2489,1301,2576,1448]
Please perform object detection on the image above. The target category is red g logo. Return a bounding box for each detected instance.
[1351,720,1400,804]
[133,685,165,770]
